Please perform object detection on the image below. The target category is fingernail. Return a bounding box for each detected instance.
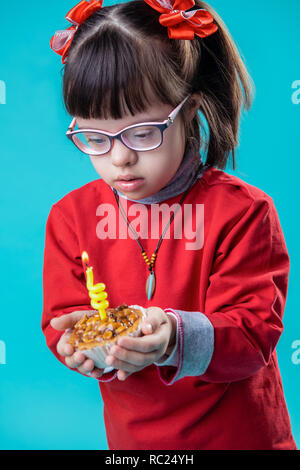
[89,370,101,378]
[146,323,152,333]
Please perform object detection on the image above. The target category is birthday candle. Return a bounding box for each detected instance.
[81,251,109,321]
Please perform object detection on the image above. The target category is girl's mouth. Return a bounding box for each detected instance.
[114,178,145,192]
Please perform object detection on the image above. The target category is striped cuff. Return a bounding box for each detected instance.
[156,308,214,386]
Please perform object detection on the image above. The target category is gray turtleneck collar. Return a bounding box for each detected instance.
[111,144,209,205]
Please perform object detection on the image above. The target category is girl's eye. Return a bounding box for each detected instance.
[88,137,105,144]
[134,132,153,139]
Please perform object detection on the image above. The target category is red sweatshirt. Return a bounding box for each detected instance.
[42,166,297,450]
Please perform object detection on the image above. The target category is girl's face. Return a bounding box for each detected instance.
[75,100,186,200]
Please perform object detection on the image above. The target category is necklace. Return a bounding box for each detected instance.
[112,161,205,300]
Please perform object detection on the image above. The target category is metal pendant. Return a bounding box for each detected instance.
[146,271,156,300]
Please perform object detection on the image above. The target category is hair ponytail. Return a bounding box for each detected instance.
[186,1,255,169]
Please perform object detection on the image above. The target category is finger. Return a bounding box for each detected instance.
[116,323,168,353]
[89,367,104,379]
[77,358,97,375]
[140,306,166,335]
[65,350,87,369]
[117,370,132,381]
[105,353,141,372]
[106,348,158,370]
[110,344,158,366]
[56,329,75,356]
[50,310,97,331]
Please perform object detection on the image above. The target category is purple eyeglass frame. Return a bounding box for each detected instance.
[66,94,192,155]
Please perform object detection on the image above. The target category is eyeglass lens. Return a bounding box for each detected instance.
[72,125,162,155]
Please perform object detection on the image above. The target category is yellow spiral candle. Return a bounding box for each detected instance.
[81,251,109,321]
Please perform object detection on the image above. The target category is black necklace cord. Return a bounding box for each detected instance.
[112,159,205,273]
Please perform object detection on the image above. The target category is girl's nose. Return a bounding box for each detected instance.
[110,139,138,167]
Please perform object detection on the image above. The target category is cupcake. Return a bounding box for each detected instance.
[68,304,147,370]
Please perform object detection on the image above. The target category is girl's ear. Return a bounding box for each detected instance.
[186,93,202,121]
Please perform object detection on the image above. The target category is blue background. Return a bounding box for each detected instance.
[0,0,299,450]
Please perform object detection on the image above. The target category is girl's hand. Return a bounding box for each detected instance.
[106,306,177,381]
[50,311,104,379]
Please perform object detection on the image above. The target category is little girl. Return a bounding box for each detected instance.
[42,0,297,450]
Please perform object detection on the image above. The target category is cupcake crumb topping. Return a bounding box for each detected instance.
[68,304,142,350]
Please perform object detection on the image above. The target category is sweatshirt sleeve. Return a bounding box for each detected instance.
[156,196,290,385]
[155,309,214,385]
[41,204,117,382]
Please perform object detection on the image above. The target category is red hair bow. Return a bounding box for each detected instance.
[144,0,218,39]
[50,0,103,64]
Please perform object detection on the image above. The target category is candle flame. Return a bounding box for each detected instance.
[81,251,89,267]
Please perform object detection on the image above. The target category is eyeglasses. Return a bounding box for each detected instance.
[66,94,191,156]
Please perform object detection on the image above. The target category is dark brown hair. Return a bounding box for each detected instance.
[62,0,254,170]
